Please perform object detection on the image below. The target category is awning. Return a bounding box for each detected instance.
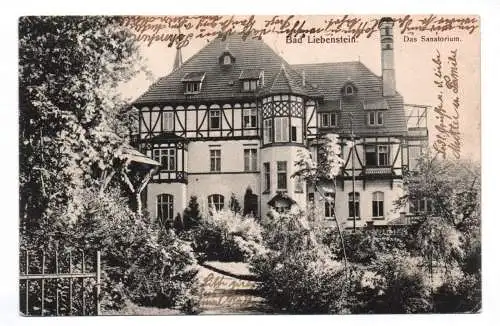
[120,145,161,166]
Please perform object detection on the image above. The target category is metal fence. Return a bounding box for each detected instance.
[19,248,101,316]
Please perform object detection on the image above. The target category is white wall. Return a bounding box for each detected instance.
[313,179,405,228]
[146,183,187,220]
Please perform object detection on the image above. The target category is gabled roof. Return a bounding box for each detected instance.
[134,34,320,105]
[259,64,309,96]
[181,71,206,82]
[293,62,407,136]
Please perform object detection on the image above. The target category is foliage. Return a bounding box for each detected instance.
[69,188,200,312]
[182,196,202,230]
[19,16,146,243]
[361,252,433,313]
[191,209,264,262]
[321,227,410,265]
[433,270,481,313]
[250,209,351,313]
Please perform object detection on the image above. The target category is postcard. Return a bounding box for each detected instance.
[19,15,480,315]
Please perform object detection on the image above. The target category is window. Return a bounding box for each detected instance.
[367,111,384,126]
[185,82,200,94]
[263,162,270,192]
[210,149,221,172]
[157,194,174,222]
[345,85,354,96]
[242,79,258,92]
[348,192,360,218]
[163,111,174,131]
[324,192,335,218]
[244,148,258,171]
[365,145,390,167]
[208,194,224,211]
[210,110,221,129]
[275,117,289,142]
[291,126,297,142]
[223,55,231,65]
[153,148,176,171]
[243,108,257,128]
[277,161,287,191]
[372,192,384,218]
[410,198,433,215]
[263,119,272,144]
[320,113,338,127]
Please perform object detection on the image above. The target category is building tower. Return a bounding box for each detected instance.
[258,64,308,217]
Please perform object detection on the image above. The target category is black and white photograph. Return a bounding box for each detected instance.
[17,14,481,316]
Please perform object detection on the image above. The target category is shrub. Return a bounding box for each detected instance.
[250,209,351,313]
[433,269,481,313]
[362,251,433,313]
[191,209,264,262]
[66,188,201,312]
[183,196,202,230]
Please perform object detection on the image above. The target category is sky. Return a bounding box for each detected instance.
[120,15,481,162]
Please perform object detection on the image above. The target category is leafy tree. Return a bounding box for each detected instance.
[292,133,347,268]
[182,196,202,230]
[19,16,145,244]
[395,153,481,311]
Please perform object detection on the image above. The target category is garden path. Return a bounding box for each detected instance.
[198,263,273,314]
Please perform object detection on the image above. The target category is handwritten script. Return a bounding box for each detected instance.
[432,49,461,159]
[200,272,260,307]
[119,15,479,47]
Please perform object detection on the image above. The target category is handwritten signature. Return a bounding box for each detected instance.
[120,15,479,48]
[432,49,461,159]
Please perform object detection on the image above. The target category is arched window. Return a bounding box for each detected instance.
[208,194,224,211]
[348,192,360,218]
[345,85,354,96]
[372,192,384,218]
[157,194,174,222]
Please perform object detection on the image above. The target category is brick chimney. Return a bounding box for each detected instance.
[379,17,396,97]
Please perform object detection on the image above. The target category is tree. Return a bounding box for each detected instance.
[19,16,145,244]
[182,196,202,230]
[292,133,347,268]
[395,153,481,311]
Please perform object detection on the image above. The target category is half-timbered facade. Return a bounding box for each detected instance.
[132,17,428,227]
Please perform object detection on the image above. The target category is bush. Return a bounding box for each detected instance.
[191,209,264,262]
[250,209,351,313]
[361,251,433,313]
[65,188,201,313]
[433,269,481,313]
[321,227,410,265]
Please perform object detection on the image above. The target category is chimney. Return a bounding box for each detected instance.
[379,17,396,97]
[302,70,306,87]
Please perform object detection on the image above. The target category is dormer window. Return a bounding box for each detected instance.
[219,47,235,67]
[341,82,357,97]
[186,82,200,94]
[239,69,264,92]
[345,85,354,96]
[243,79,259,92]
[182,72,205,94]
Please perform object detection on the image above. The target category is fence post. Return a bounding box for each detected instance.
[82,250,85,316]
[95,251,101,316]
[69,250,73,316]
[25,250,29,316]
[41,251,45,316]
